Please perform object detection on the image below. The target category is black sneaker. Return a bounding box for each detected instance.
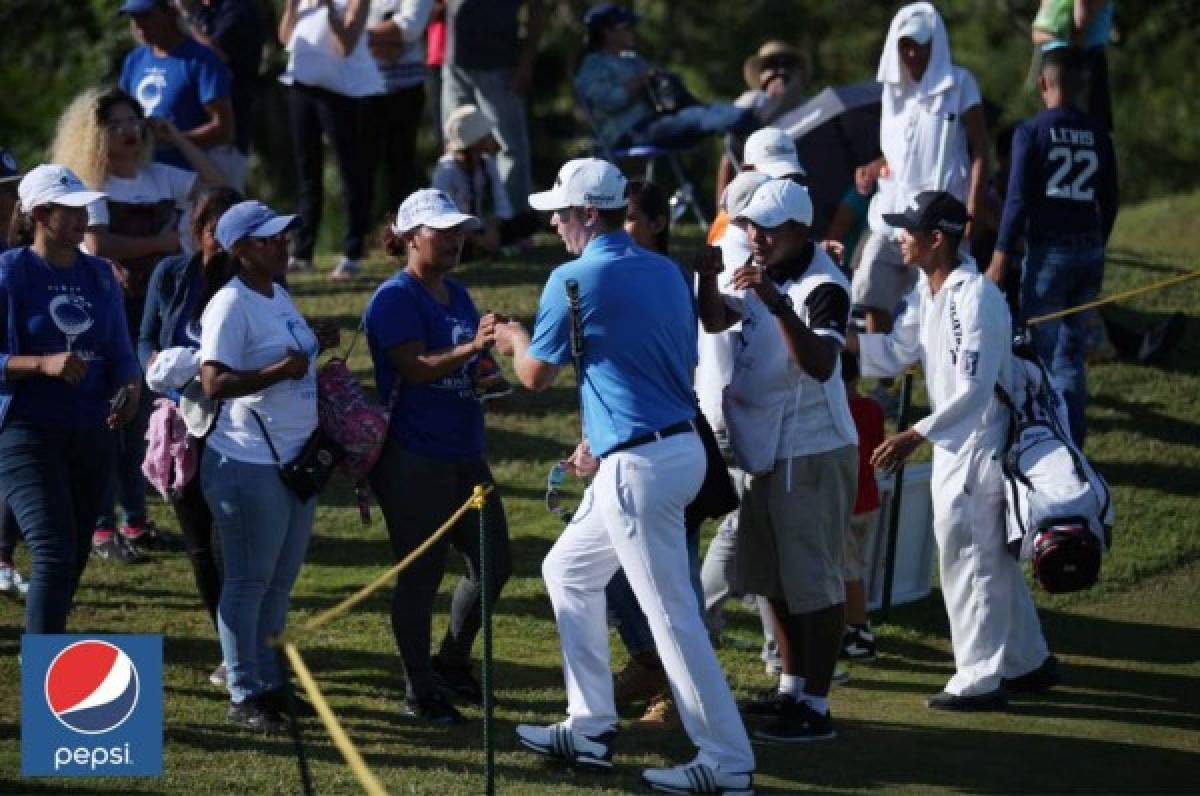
[740,688,796,717]
[260,686,317,718]
[227,699,289,735]
[402,692,466,726]
[1003,655,1060,693]
[93,532,142,563]
[926,688,1008,712]
[753,700,836,743]
[841,625,877,661]
[432,656,484,705]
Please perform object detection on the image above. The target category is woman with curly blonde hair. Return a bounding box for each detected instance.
[50,85,227,562]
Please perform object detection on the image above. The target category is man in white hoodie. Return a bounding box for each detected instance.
[850,190,1056,711]
[852,2,989,335]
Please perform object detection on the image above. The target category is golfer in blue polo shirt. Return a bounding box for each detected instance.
[495,158,754,795]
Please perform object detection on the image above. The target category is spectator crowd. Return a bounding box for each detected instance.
[1,1,1129,792]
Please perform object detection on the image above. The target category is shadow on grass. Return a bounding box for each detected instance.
[1090,392,1200,448]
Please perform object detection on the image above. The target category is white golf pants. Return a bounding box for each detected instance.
[542,432,754,773]
[933,447,1050,696]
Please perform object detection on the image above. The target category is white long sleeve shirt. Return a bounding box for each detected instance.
[859,261,1012,457]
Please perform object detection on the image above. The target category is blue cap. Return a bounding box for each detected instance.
[117,0,167,15]
[583,3,639,30]
[215,201,299,251]
[0,148,20,184]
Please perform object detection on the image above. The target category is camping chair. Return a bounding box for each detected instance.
[575,89,709,226]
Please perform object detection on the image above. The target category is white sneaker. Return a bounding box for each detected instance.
[329,258,361,281]
[642,758,754,795]
[287,256,313,273]
[515,722,615,770]
[0,563,29,599]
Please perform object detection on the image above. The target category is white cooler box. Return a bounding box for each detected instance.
[864,462,936,610]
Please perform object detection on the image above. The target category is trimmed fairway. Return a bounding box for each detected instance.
[1,193,1198,794]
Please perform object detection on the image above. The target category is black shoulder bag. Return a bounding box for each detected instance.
[248,409,344,502]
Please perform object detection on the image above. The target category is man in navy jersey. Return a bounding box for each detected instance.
[987,45,1117,446]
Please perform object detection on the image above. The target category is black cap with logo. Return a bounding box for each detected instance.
[883,190,968,237]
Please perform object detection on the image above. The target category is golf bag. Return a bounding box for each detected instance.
[996,340,1114,593]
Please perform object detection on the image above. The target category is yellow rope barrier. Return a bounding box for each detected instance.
[282,484,493,640]
[1026,269,1199,326]
[283,643,388,796]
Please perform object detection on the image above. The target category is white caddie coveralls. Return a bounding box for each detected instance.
[859,260,1050,696]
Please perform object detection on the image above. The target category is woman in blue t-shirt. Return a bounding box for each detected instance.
[137,185,242,686]
[363,189,512,725]
[0,164,142,634]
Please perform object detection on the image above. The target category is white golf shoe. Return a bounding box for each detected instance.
[641,758,755,794]
[515,722,615,770]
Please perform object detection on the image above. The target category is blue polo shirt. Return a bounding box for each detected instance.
[119,38,232,170]
[364,271,485,461]
[529,231,698,457]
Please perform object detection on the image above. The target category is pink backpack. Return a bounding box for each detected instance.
[317,357,389,484]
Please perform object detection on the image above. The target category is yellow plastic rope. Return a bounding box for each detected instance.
[285,484,493,639]
[283,643,387,796]
[1026,269,1199,326]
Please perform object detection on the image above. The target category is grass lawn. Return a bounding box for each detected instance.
[1,193,1198,794]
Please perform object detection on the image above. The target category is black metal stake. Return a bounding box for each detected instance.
[880,372,914,621]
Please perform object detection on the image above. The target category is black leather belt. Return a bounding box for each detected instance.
[609,420,695,455]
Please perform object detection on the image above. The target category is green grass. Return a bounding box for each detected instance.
[2,193,1199,794]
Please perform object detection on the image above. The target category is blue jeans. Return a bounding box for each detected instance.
[96,386,152,529]
[443,64,531,213]
[1021,237,1105,445]
[202,451,316,703]
[630,104,757,148]
[607,531,703,657]
[0,420,114,633]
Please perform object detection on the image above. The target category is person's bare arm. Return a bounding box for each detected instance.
[279,0,301,46]
[86,228,179,262]
[385,313,498,384]
[181,98,235,149]
[494,322,559,391]
[1073,0,1105,41]
[512,0,547,95]
[145,118,228,190]
[962,104,989,242]
[325,0,371,57]
[730,265,840,382]
[201,353,309,400]
[695,247,740,333]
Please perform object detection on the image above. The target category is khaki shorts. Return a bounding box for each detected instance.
[732,445,858,613]
[851,230,918,315]
[843,509,879,581]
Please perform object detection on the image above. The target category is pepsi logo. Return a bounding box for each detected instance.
[44,640,140,735]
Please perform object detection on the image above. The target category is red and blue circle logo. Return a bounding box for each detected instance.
[44,640,140,735]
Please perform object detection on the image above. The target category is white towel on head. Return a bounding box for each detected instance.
[877,2,955,98]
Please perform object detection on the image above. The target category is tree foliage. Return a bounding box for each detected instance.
[2,0,1196,218]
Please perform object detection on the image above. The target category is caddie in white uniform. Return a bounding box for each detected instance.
[495,158,755,794]
[852,190,1057,711]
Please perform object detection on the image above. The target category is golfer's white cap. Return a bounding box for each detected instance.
[742,127,805,179]
[897,10,933,45]
[721,170,773,216]
[392,189,482,234]
[528,158,627,212]
[18,164,105,213]
[736,178,814,228]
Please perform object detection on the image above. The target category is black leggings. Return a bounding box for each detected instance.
[368,439,511,701]
[170,444,223,625]
[0,503,20,563]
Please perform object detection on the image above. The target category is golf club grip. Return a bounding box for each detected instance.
[565,279,583,360]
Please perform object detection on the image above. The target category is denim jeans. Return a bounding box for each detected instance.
[1021,237,1105,446]
[607,531,703,657]
[443,64,531,213]
[630,103,757,148]
[0,420,115,633]
[96,385,153,529]
[202,451,316,703]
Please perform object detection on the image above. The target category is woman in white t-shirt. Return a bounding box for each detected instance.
[50,86,228,560]
[279,0,378,280]
[198,200,320,735]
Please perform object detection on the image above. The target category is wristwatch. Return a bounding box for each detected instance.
[766,293,793,316]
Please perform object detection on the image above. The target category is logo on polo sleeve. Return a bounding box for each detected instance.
[22,635,162,777]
